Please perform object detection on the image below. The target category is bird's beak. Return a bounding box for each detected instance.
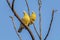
[23,11,25,14]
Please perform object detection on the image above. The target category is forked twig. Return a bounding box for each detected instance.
[9,16,22,40]
[6,0,35,40]
[38,0,42,40]
[44,9,57,40]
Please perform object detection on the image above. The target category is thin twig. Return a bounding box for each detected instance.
[25,0,30,15]
[33,23,40,39]
[6,0,11,8]
[38,0,42,40]
[9,16,22,40]
[6,0,35,40]
[44,9,57,40]
[12,0,15,9]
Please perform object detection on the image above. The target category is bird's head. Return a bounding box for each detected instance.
[23,10,29,16]
[30,11,36,24]
[31,11,36,21]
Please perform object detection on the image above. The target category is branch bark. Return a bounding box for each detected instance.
[6,0,35,40]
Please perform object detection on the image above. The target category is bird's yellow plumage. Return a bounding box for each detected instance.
[18,11,30,33]
[18,11,36,33]
[29,11,36,24]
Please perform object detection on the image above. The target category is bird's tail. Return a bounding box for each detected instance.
[18,24,24,33]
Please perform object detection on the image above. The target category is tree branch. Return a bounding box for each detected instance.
[44,9,57,40]
[12,0,15,9]
[9,16,22,40]
[6,0,35,40]
[38,0,42,40]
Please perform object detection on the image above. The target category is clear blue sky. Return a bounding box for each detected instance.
[0,0,60,40]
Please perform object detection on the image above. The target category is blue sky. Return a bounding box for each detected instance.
[0,0,60,40]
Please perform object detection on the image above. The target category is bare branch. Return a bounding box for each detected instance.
[6,0,11,8]
[9,16,22,40]
[25,0,30,15]
[6,0,35,40]
[33,23,40,39]
[38,0,42,40]
[44,9,57,40]
[12,0,15,9]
